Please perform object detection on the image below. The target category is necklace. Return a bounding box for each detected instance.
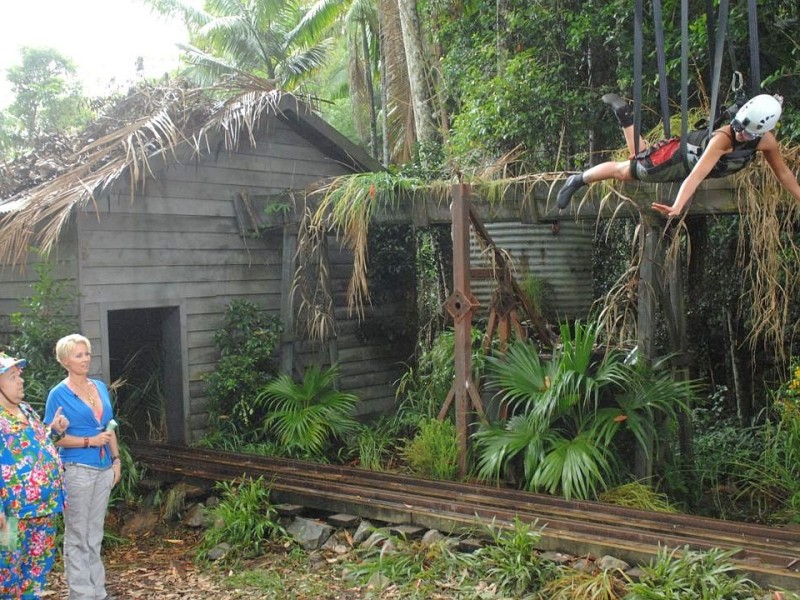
[71,379,96,407]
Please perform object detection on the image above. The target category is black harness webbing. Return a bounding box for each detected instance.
[633,0,643,155]
[652,0,671,138]
[679,0,689,160]
[707,0,730,138]
[747,0,761,94]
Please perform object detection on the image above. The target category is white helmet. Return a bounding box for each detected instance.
[732,94,783,136]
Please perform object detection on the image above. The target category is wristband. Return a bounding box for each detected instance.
[49,429,64,442]
[83,437,89,448]
[112,455,120,462]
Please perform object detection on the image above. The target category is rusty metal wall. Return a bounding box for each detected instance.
[470,220,594,324]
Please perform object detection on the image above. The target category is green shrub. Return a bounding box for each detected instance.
[197,476,285,562]
[402,417,459,480]
[254,364,359,460]
[624,546,759,599]
[470,518,552,597]
[7,261,77,411]
[203,300,281,437]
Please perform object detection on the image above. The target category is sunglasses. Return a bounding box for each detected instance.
[731,120,762,141]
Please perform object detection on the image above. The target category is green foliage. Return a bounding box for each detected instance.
[3,47,91,154]
[349,417,396,471]
[394,328,485,431]
[475,321,695,500]
[470,518,552,597]
[402,418,459,481]
[109,441,143,508]
[600,482,680,513]
[254,364,359,460]
[346,529,471,597]
[734,368,800,523]
[203,300,281,436]
[6,261,77,412]
[145,0,344,89]
[540,566,629,600]
[197,476,285,562]
[624,546,759,599]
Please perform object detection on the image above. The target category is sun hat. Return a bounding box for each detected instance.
[0,353,27,375]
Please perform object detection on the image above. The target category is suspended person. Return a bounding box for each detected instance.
[0,353,69,599]
[556,93,800,216]
[45,334,120,600]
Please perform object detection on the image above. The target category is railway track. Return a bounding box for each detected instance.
[129,442,800,590]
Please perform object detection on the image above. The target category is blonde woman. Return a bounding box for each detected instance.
[45,334,120,600]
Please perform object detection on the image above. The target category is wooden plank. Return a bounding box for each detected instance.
[79,213,241,235]
[100,194,237,218]
[79,280,273,303]
[80,264,281,286]
[80,248,278,269]
[85,230,262,251]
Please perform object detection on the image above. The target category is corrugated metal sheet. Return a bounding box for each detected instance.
[470,220,594,323]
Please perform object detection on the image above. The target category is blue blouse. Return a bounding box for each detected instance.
[45,379,116,469]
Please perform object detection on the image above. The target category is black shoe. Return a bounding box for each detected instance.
[557,174,586,210]
[602,93,633,128]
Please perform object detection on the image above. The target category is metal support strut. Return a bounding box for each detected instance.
[438,184,485,477]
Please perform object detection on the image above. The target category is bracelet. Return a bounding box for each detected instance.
[112,455,120,462]
[48,429,64,441]
[83,437,89,448]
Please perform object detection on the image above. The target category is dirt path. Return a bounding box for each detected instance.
[43,522,368,600]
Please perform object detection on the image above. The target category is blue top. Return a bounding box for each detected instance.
[45,379,116,469]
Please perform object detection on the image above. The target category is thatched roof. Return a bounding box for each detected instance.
[0,77,380,267]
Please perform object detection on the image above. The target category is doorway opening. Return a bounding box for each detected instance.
[107,306,184,443]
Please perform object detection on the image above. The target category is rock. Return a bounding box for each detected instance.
[183,504,206,528]
[598,555,630,572]
[352,520,375,545]
[207,542,230,561]
[421,529,443,546]
[540,551,572,565]
[286,517,335,551]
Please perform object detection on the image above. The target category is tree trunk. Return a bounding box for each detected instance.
[396,0,438,147]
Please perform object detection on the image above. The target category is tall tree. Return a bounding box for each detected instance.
[396,0,438,150]
[2,47,90,153]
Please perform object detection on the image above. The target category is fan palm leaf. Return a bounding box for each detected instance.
[255,364,358,458]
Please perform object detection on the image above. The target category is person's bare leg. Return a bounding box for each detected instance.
[621,125,648,156]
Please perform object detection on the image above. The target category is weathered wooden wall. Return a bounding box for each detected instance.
[73,115,406,441]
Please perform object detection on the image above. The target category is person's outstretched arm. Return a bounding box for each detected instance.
[652,131,732,217]
[760,135,800,204]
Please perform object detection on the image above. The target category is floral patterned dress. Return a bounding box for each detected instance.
[0,402,65,598]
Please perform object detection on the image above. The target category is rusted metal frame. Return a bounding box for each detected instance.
[440,184,486,477]
[468,203,556,347]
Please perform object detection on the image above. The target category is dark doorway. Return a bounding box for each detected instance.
[107,306,184,443]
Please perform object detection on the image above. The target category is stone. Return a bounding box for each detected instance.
[352,520,375,545]
[389,525,424,540]
[207,542,230,561]
[598,555,630,572]
[540,551,572,565]
[421,529,443,546]
[286,517,335,551]
[274,503,305,517]
[327,513,360,529]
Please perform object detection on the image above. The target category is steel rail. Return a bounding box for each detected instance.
[129,442,800,590]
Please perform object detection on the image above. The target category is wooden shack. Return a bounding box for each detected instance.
[0,92,414,444]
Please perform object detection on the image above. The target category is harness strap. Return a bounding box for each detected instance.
[747,0,761,95]
[633,0,643,155]
[679,0,689,166]
[707,0,730,138]
[652,0,671,138]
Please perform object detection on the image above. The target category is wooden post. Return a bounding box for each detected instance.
[635,217,659,479]
[440,184,485,477]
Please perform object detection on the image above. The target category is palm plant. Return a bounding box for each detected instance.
[254,364,359,460]
[145,0,346,90]
[474,321,694,500]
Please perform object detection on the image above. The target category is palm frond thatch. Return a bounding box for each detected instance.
[0,77,295,268]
